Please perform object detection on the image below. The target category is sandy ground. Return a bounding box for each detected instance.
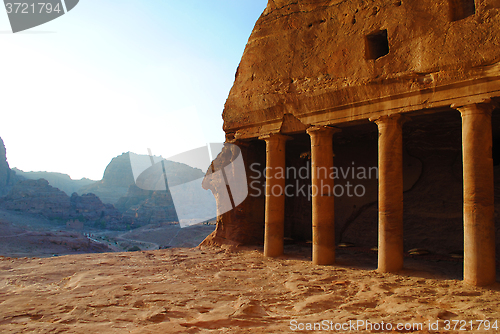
[0,245,499,334]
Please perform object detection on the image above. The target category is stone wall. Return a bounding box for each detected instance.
[223,0,500,135]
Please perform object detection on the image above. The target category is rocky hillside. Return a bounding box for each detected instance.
[1,145,216,231]
[121,191,178,228]
[12,168,95,196]
[0,179,125,230]
[115,184,153,212]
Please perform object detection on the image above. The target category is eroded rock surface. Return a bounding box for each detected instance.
[223,0,500,133]
[203,1,500,266]
[2,179,71,219]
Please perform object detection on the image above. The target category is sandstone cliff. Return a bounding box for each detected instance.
[223,0,500,135]
[0,137,20,196]
[202,0,500,264]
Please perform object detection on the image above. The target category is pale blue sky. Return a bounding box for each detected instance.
[0,0,267,180]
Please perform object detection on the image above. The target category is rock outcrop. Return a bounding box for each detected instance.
[0,138,9,190]
[0,137,20,196]
[0,143,216,231]
[223,0,500,135]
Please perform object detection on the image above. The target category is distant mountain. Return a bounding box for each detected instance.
[1,147,216,230]
[0,137,21,196]
[83,151,214,226]
[12,168,95,196]
[116,158,208,225]
[79,153,136,205]
[81,152,207,206]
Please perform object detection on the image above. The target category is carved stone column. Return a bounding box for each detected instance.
[373,114,404,273]
[307,126,340,265]
[259,133,292,257]
[458,103,496,286]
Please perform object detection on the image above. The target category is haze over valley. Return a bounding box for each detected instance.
[0,137,216,258]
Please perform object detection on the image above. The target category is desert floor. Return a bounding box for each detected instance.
[0,245,499,333]
[0,209,215,258]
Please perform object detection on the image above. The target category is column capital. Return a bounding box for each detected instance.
[453,100,497,116]
[306,126,341,137]
[258,133,293,142]
[370,113,406,126]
